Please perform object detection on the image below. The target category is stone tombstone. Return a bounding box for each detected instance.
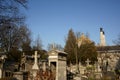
[13,72,28,80]
[95,62,101,72]
[79,62,86,75]
[48,49,67,80]
[42,61,46,72]
[0,69,2,79]
[32,51,40,79]
[86,59,90,66]
[32,51,39,70]
[0,54,7,79]
[21,53,26,71]
[98,57,102,64]
[13,72,23,80]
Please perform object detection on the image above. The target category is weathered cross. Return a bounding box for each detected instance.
[86,59,90,66]
[34,51,38,64]
[32,51,40,70]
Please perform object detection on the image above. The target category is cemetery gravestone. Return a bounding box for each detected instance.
[32,51,40,79]
[86,59,90,66]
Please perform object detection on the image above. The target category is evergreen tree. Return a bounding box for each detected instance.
[64,29,76,64]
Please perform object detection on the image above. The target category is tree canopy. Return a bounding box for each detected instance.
[64,29,98,65]
[0,0,30,61]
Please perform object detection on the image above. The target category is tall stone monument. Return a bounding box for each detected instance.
[20,53,26,71]
[32,51,39,79]
[48,49,67,80]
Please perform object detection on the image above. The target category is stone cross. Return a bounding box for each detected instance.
[34,51,38,64]
[32,51,39,70]
[86,59,90,66]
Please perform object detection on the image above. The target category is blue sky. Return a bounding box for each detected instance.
[25,0,120,49]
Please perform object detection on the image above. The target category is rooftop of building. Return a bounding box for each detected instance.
[97,45,120,53]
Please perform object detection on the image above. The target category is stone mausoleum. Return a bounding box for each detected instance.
[48,49,67,80]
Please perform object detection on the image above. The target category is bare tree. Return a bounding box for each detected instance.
[47,43,63,51]
[20,25,32,52]
[0,0,28,26]
[113,34,120,46]
[32,34,43,51]
[0,0,29,52]
[0,25,31,52]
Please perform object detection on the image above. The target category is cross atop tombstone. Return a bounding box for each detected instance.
[34,51,38,64]
[86,59,90,66]
[32,51,40,70]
